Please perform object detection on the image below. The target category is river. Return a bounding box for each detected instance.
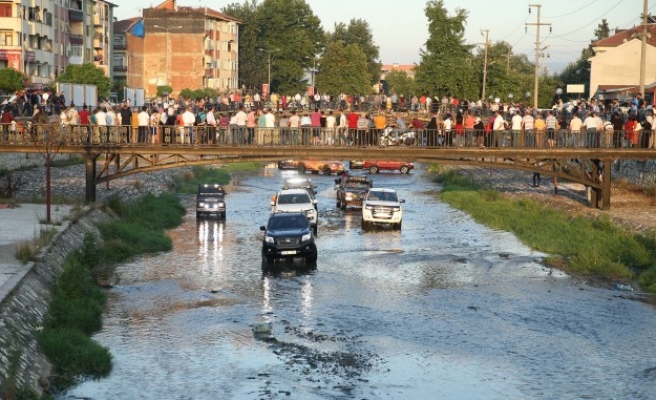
[61,164,656,400]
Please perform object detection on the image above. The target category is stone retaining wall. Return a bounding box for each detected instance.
[615,160,656,187]
[0,184,153,395]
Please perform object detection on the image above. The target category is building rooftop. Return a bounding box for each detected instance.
[591,24,656,48]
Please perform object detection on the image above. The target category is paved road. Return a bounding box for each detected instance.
[0,204,71,302]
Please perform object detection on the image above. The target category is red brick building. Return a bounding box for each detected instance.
[127,0,240,98]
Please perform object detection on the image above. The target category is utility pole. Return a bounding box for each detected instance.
[480,29,490,101]
[540,45,549,77]
[526,4,551,109]
[639,0,649,97]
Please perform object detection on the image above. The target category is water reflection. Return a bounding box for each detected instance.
[196,218,225,276]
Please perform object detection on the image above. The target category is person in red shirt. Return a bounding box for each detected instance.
[2,107,15,141]
[78,105,90,142]
[347,109,359,145]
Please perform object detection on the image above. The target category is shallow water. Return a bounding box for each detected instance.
[62,165,656,400]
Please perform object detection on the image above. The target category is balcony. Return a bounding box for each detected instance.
[68,9,83,22]
[113,65,127,72]
[69,34,83,45]
[93,38,102,49]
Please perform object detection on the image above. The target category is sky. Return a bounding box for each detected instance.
[113,0,652,74]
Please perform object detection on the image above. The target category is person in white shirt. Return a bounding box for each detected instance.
[522,110,535,147]
[325,110,336,145]
[95,107,108,143]
[137,106,150,143]
[511,112,523,147]
[569,113,583,148]
[337,110,348,145]
[288,110,300,145]
[492,110,506,148]
[181,107,196,143]
[206,106,217,144]
[234,105,247,144]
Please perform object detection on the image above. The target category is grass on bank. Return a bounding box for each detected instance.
[172,163,261,194]
[433,168,656,293]
[37,192,186,392]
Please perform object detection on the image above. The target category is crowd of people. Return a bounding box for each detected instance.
[0,86,654,149]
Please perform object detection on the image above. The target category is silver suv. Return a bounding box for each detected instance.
[271,188,318,235]
[361,188,404,230]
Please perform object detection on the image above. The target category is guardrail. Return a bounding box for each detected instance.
[0,123,654,150]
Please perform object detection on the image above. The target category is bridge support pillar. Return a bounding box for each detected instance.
[85,153,99,204]
[590,159,612,210]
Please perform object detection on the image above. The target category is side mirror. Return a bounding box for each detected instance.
[270,201,275,206]
[260,226,266,231]
[334,178,341,184]
[400,199,406,203]
[312,199,318,204]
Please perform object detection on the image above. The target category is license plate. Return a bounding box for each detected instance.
[281,250,297,255]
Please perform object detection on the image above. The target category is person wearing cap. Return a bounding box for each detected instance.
[473,116,485,147]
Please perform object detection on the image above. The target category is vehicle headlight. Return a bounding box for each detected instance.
[392,207,401,212]
[345,194,353,200]
[307,209,316,216]
[364,205,374,210]
[198,202,206,207]
[218,202,225,207]
[301,233,312,242]
[265,235,275,244]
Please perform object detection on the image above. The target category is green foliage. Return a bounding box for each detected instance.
[434,169,656,289]
[316,41,372,96]
[178,87,217,100]
[38,327,112,379]
[384,70,416,98]
[415,0,477,98]
[156,85,174,98]
[57,63,112,99]
[97,192,185,263]
[328,19,380,85]
[173,166,232,194]
[0,68,25,93]
[49,155,85,168]
[223,0,324,94]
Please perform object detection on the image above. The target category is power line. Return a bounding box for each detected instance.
[543,0,600,19]
[500,15,530,42]
[549,0,624,39]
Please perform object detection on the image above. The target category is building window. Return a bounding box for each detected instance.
[113,35,124,46]
[45,12,52,26]
[0,31,12,46]
[70,44,82,56]
[0,3,12,17]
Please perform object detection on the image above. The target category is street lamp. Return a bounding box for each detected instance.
[153,25,182,87]
[508,93,514,103]
[257,48,277,97]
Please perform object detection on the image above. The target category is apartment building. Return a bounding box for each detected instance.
[127,0,240,98]
[0,0,115,88]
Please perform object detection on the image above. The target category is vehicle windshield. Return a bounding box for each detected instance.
[367,191,398,202]
[198,185,225,196]
[268,215,308,230]
[277,193,311,204]
[347,182,370,189]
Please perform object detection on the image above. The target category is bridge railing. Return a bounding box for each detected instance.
[0,123,654,150]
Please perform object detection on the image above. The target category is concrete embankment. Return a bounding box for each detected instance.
[0,207,113,395]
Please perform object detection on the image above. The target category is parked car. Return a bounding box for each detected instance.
[361,188,404,230]
[277,159,300,170]
[271,188,318,234]
[283,177,318,210]
[349,160,364,170]
[297,160,345,175]
[363,160,414,174]
[260,212,317,265]
[196,184,226,218]
[335,175,373,210]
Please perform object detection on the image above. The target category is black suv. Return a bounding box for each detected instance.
[196,184,226,218]
[335,175,373,210]
[260,212,317,265]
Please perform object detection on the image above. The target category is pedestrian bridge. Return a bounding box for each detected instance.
[1,124,656,210]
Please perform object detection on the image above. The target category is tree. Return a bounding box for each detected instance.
[316,41,371,96]
[328,19,380,85]
[414,0,477,99]
[58,63,112,99]
[384,70,416,98]
[594,19,611,41]
[223,0,324,94]
[0,68,25,93]
[156,85,173,98]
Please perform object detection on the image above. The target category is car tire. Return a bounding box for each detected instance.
[306,253,317,264]
[340,201,346,211]
[196,212,201,218]
[312,225,318,237]
[323,167,331,175]
[394,220,402,230]
[298,164,306,174]
[369,166,379,174]
[400,166,409,174]
[262,256,275,268]
[361,219,368,230]
[220,212,226,220]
